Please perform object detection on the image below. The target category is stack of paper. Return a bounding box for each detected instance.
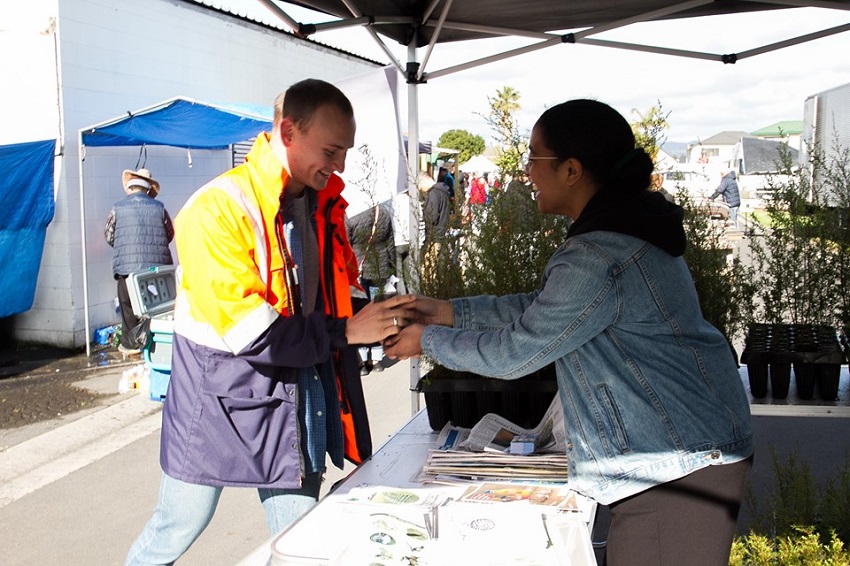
[420,449,569,483]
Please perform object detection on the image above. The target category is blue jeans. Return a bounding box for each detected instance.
[125,472,321,566]
[729,206,739,228]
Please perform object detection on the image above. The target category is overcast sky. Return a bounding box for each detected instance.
[241,2,850,146]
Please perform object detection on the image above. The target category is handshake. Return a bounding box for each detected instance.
[344,294,454,360]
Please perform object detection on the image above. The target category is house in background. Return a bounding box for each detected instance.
[686,131,752,166]
[750,120,804,152]
[655,147,680,171]
[731,137,800,199]
[0,0,381,348]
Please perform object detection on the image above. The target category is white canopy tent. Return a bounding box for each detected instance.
[460,154,499,174]
[254,0,850,411]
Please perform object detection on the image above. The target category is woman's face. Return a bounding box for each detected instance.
[527,124,569,216]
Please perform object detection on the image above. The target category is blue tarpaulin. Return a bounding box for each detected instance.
[0,139,56,318]
[81,97,272,149]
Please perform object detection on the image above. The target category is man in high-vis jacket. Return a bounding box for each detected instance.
[126,79,413,566]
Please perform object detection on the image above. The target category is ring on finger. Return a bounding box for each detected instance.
[393,316,398,326]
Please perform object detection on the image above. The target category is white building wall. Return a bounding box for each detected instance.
[7,0,378,347]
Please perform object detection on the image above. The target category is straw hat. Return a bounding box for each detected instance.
[122,168,160,197]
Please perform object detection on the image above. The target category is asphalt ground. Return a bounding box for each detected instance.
[0,343,420,565]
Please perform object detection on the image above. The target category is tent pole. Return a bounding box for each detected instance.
[407,42,421,415]
[78,132,91,357]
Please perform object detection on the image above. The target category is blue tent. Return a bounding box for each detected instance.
[0,139,56,318]
[80,97,272,149]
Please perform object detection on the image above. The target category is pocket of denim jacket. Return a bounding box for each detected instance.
[596,384,631,453]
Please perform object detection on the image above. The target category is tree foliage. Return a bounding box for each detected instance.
[482,86,526,179]
[630,101,670,165]
[437,129,485,166]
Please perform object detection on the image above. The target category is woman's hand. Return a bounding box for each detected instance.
[383,324,425,360]
[409,295,454,327]
[345,294,416,345]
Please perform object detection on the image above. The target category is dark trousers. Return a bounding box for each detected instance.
[116,276,140,349]
[606,456,752,566]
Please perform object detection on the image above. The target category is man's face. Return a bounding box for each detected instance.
[281,104,356,192]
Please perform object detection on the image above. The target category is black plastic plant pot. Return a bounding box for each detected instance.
[450,391,479,428]
[770,362,792,399]
[793,363,816,400]
[423,391,451,430]
[816,364,841,401]
[747,362,769,398]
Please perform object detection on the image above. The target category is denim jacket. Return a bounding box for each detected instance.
[421,230,753,504]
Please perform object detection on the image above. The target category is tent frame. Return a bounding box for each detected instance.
[255,0,850,412]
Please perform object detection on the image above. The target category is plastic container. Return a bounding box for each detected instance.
[742,323,846,400]
[149,368,171,402]
[417,365,558,430]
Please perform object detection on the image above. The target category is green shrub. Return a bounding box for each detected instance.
[676,190,756,346]
[737,450,850,564]
[730,527,850,566]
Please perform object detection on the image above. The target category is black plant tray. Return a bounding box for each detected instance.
[416,365,558,431]
[741,324,846,401]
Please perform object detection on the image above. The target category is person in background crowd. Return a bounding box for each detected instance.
[104,168,174,356]
[423,168,453,245]
[346,201,396,374]
[469,172,487,205]
[710,169,741,229]
[440,165,456,202]
[386,99,753,566]
[125,79,413,566]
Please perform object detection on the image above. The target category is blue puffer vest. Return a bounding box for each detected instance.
[111,192,173,276]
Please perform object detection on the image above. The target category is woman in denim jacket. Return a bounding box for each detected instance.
[387,99,753,565]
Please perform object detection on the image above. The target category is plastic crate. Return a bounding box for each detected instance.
[417,366,558,430]
[143,332,173,371]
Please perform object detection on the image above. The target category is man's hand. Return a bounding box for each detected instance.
[383,324,425,360]
[345,294,416,345]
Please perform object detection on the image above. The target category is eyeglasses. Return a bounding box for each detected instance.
[521,152,559,174]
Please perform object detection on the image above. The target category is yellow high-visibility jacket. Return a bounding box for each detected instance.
[161,133,370,489]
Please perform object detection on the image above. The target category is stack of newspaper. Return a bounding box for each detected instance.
[419,396,570,483]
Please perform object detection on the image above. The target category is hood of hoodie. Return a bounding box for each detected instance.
[567,189,686,257]
[725,171,737,180]
[430,181,451,195]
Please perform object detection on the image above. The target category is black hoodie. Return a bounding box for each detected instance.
[567,189,686,257]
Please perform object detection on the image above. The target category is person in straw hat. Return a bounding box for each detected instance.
[104,167,174,354]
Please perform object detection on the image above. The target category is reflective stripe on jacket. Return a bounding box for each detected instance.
[161,133,369,489]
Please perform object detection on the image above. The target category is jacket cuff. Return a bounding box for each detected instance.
[327,317,349,349]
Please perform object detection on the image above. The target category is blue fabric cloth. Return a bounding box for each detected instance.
[0,139,56,317]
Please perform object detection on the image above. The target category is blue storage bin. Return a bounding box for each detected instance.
[149,368,171,402]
